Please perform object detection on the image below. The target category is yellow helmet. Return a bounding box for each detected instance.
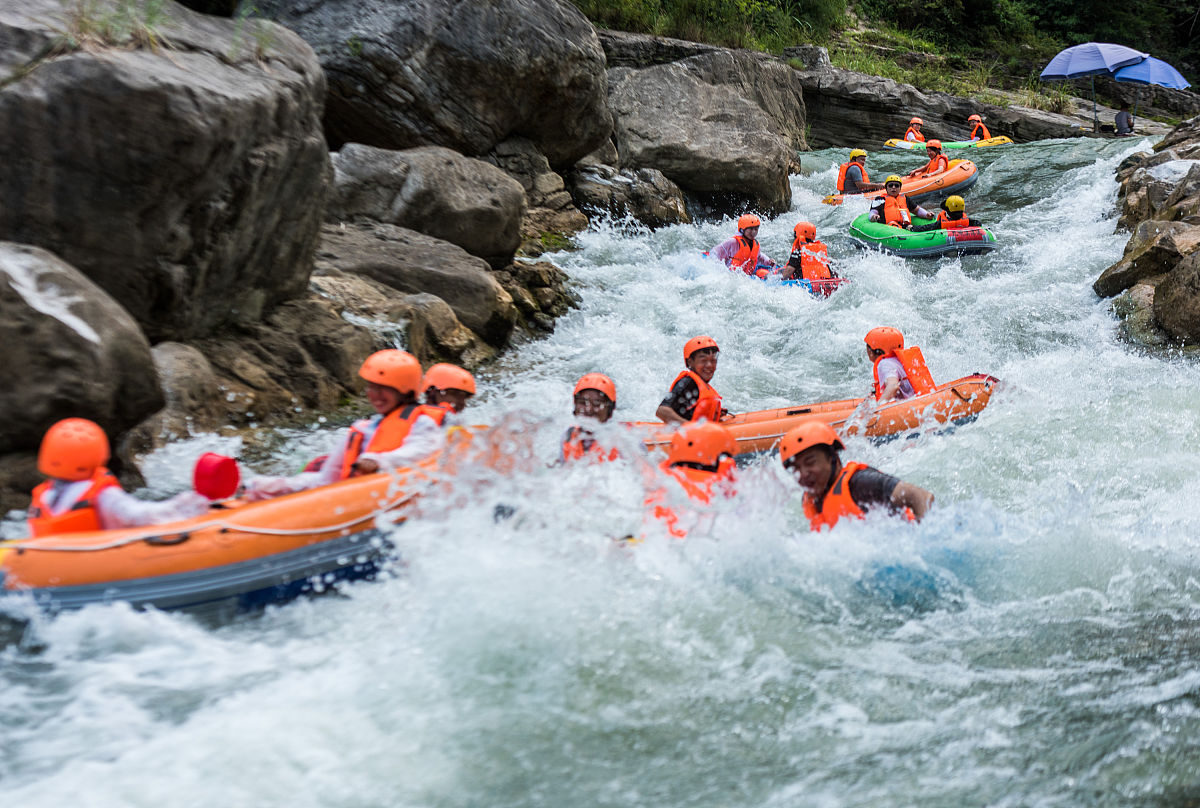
[849,148,867,159]
[884,175,903,186]
[943,195,965,213]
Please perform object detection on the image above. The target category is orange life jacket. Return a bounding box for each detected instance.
[936,211,973,230]
[836,161,869,194]
[791,239,832,281]
[648,459,737,538]
[905,127,926,143]
[340,404,446,478]
[881,195,912,227]
[872,346,936,400]
[917,153,949,177]
[803,461,867,531]
[560,426,620,464]
[669,370,723,422]
[970,123,991,140]
[730,235,761,274]
[27,468,122,537]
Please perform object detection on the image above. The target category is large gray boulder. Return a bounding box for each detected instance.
[0,243,162,455]
[1154,251,1200,341]
[329,144,526,269]
[0,0,330,342]
[316,222,517,346]
[608,63,793,214]
[1094,221,1200,298]
[567,164,691,228]
[256,0,612,167]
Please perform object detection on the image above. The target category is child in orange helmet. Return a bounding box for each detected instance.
[245,349,447,500]
[423,363,476,416]
[645,421,739,539]
[656,336,730,424]
[27,418,211,537]
[560,373,621,463]
[779,419,933,531]
[712,214,777,276]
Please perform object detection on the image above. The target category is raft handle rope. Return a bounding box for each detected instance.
[0,495,418,553]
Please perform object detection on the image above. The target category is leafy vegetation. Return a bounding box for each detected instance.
[57,0,170,50]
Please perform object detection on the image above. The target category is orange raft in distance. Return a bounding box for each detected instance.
[638,373,1000,456]
[0,464,434,621]
[823,159,979,206]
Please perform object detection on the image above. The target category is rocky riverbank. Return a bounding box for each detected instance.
[1093,118,1200,348]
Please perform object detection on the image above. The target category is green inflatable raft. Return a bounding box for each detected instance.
[848,214,998,258]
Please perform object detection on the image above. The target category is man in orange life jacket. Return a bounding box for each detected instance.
[781,221,836,282]
[869,176,933,230]
[906,140,949,180]
[646,421,738,539]
[244,349,446,500]
[560,373,621,464]
[26,418,210,537]
[911,195,983,232]
[836,149,883,195]
[967,114,991,141]
[712,214,776,277]
[423,363,475,415]
[864,326,936,405]
[779,419,933,530]
[656,336,730,424]
[904,117,926,142]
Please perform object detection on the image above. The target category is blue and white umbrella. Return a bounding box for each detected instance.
[1040,42,1149,130]
[1112,56,1191,89]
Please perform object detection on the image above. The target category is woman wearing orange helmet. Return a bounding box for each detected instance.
[560,373,621,463]
[967,114,991,141]
[904,117,926,143]
[656,336,729,425]
[781,221,835,282]
[778,419,933,530]
[423,363,476,415]
[906,140,949,180]
[244,349,448,500]
[711,213,777,277]
[27,418,210,537]
[645,421,738,538]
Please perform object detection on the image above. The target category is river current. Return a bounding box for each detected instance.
[4,137,1200,807]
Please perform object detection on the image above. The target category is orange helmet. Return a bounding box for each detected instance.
[778,419,844,464]
[793,221,816,242]
[683,335,719,362]
[38,418,110,481]
[667,422,738,466]
[359,349,422,394]
[737,213,761,230]
[909,117,923,125]
[864,326,904,354]
[968,114,982,123]
[927,140,943,151]
[574,372,616,404]
[423,363,476,395]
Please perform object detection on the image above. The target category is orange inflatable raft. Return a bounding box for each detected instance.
[824,159,979,205]
[639,373,1000,455]
[0,464,433,620]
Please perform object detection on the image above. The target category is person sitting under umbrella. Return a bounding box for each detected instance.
[1115,102,1134,136]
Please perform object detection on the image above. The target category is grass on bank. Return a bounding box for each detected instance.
[57,0,170,50]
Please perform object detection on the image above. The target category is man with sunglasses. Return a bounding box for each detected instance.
[869,175,933,230]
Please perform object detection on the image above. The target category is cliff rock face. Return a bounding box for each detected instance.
[256,0,613,168]
[0,0,330,342]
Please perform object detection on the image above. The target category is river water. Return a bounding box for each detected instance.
[5,137,1200,807]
